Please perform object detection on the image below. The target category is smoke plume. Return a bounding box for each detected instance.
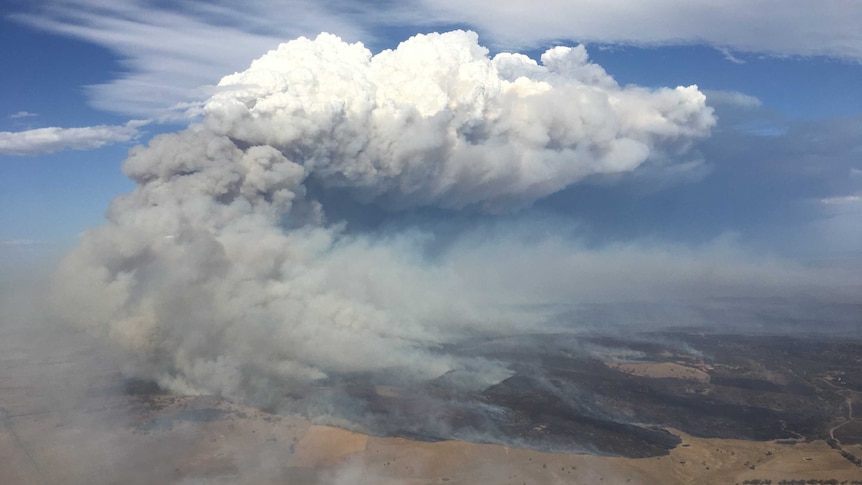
[52,31,856,414]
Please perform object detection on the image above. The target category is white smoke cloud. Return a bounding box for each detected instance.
[0,120,148,156]
[51,31,858,410]
[204,31,713,210]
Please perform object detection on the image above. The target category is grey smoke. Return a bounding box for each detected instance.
[51,31,860,413]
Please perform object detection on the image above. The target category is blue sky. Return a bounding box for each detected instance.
[1,0,861,262]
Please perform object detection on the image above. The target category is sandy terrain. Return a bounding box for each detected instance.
[291,425,861,484]
[605,362,710,382]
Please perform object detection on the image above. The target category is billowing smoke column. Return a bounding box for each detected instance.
[52,31,715,404]
[203,31,712,211]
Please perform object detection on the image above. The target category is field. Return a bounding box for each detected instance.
[3,319,861,484]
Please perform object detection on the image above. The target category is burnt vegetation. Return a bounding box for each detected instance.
[284,332,862,458]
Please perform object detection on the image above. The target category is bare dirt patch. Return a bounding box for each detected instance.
[606,362,710,382]
[293,425,368,468]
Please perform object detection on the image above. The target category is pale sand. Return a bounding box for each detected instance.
[293,425,368,468]
[606,362,710,382]
[292,425,861,484]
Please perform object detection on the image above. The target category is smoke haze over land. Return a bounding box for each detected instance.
[49,31,861,422]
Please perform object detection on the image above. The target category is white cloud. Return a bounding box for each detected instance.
[0,120,148,156]
[717,47,746,65]
[9,111,37,119]
[704,90,762,109]
[419,0,862,60]
[820,194,862,205]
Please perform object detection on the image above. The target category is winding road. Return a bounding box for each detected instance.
[829,395,855,440]
[819,377,859,441]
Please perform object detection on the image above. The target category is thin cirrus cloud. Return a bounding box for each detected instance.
[820,194,862,206]
[9,111,38,119]
[419,0,862,60]
[10,0,373,118]
[0,120,148,156]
